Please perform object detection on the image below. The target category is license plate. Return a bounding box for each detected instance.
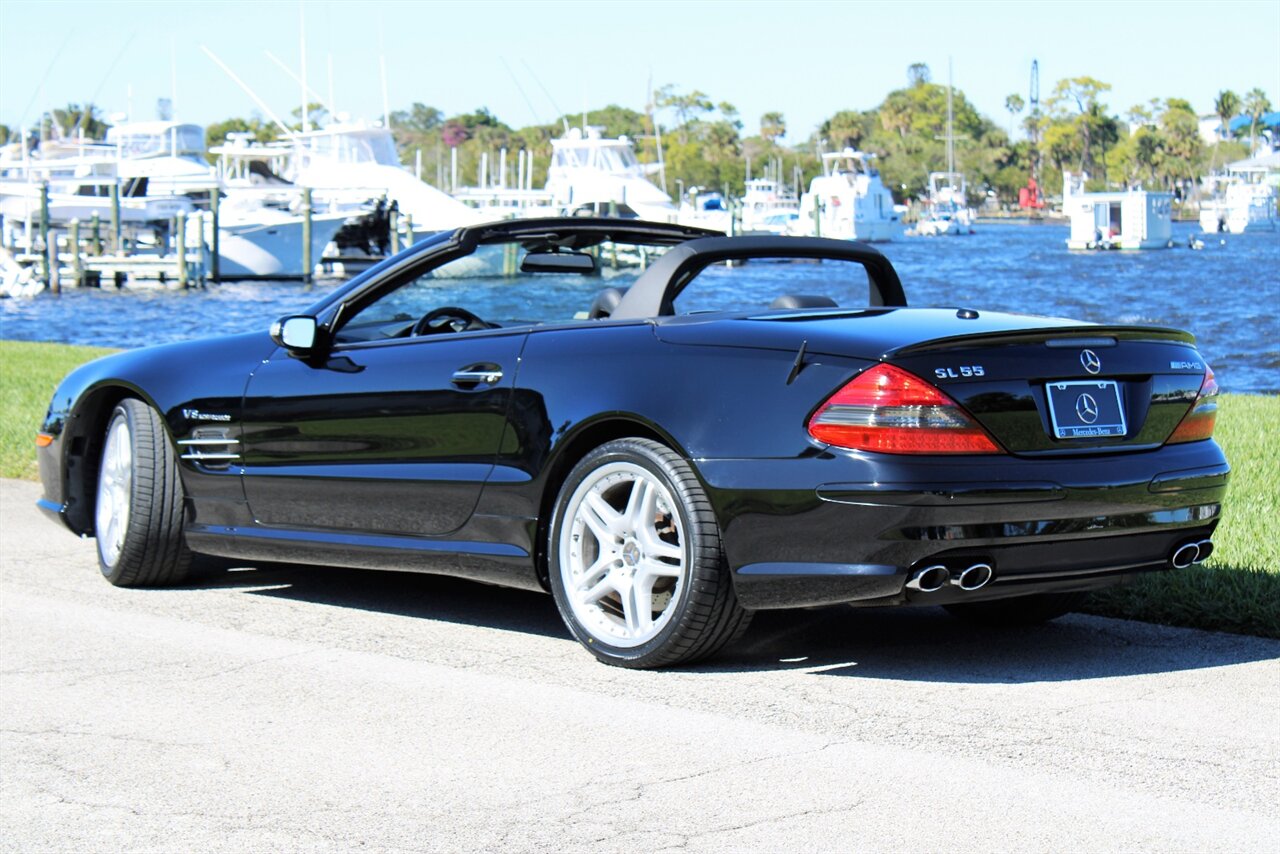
[1046,380,1127,439]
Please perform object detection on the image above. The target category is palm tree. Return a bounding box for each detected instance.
[1214,90,1240,143]
[759,112,785,145]
[1004,94,1024,140]
[1242,88,1272,151]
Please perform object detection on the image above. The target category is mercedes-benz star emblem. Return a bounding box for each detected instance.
[1075,393,1100,424]
[1080,349,1102,374]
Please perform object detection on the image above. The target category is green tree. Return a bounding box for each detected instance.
[655,85,713,144]
[289,102,329,131]
[1004,93,1024,139]
[1214,90,1240,141]
[879,92,911,139]
[1046,77,1114,175]
[205,116,276,155]
[760,111,785,144]
[907,62,930,88]
[391,103,443,133]
[821,110,870,150]
[1242,88,1272,149]
[1132,128,1163,184]
[37,103,109,141]
[1157,100,1202,186]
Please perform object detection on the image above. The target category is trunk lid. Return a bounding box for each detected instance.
[655,308,1206,455]
[887,329,1206,454]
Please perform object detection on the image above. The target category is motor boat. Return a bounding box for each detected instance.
[793,149,901,242]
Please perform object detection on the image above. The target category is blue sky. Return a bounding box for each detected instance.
[2,0,1277,141]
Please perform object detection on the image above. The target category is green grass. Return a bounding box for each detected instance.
[1083,393,1280,637]
[0,340,117,479]
[2,339,1277,636]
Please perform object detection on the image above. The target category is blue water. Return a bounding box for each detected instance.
[2,221,1277,393]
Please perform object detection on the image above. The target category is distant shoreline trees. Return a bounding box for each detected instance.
[15,67,1274,208]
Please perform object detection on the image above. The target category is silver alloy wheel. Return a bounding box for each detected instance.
[558,461,687,648]
[95,414,133,568]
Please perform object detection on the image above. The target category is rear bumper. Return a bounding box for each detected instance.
[699,441,1228,610]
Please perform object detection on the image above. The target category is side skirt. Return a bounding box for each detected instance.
[185,524,544,593]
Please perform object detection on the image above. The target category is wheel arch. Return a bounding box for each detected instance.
[61,382,166,535]
[531,414,696,590]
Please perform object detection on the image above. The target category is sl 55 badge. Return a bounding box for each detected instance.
[934,365,985,379]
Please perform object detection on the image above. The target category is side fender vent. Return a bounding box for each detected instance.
[178,427,241,470]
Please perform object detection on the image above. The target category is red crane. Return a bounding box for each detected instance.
[1019,59,1045,210]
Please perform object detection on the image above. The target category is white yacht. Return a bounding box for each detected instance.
[210,199,351,279]
[106,122,218,197]
[211,123,478,274]
[793,149,901,242]
[0,154,193,228]
[677,187,731,232]
[544,127,677,222]
[286,121,482,233]
[739,178,800,234]
[915,172,976,236]
[1198,154,1278,234]
[1063,172,1172,250]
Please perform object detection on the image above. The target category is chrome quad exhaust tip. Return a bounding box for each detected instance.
[1171,542,1203,569]
[1192,539,1214,564]
[906,565,950,593]
[950,563,994,591]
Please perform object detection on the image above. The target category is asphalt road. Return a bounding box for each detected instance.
[3,477,1278,852]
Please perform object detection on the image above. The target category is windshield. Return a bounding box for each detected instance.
[109,125,205,158]
[552,143,638,173]
[335,240,667,344]
[302,131,400,166]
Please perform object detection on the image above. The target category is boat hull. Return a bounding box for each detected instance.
[214,213,349,279]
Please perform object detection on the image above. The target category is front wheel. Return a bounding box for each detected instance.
[94,399,191,587]
[548,438,749,668]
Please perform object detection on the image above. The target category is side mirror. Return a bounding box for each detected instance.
[270,315,318,353]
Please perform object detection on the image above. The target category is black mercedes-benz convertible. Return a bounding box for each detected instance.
[36,218,1228,667]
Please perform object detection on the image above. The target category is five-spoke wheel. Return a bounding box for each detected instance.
[549,438,749,668]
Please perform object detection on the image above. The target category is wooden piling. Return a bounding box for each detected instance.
[46,230,59,294]
[301,188,313,284]
[193,211,206,285]
[90,213,101,256]
[176,211,188,288]
[38,182,50,285]
[209,190,221,282]
[404,214,413,247]
[502,240,517,277]
[110,180,121,253]
[69,219,83,287]
[389,205,400,255]
[812,199,821,238]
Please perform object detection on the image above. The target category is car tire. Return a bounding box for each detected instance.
[943,591,1087,626]
[94,399,191,587]
[548,438,750,668]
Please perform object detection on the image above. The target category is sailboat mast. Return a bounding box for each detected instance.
[946,57,954,176]
[299,1,309,132]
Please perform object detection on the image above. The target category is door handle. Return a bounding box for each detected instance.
[451,366,503,387]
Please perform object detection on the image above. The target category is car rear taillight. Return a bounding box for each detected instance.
[807,364,1002,454]
[1167,365,1219,444]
